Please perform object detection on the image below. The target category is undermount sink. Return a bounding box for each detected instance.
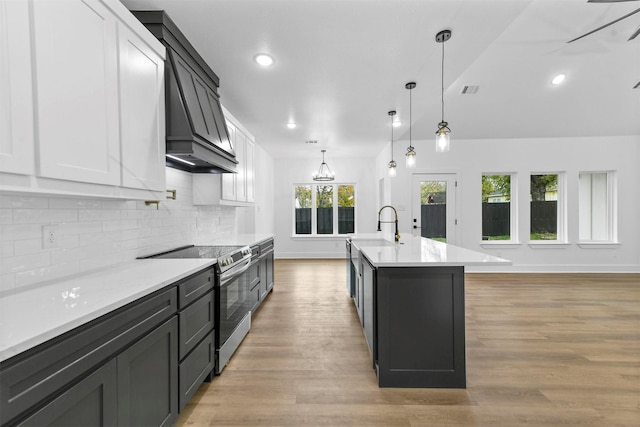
[351,239,397,248]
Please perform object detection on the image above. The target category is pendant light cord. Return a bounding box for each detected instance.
[441,39,445,123]
[409,86,413,149]
[390,115,394,160]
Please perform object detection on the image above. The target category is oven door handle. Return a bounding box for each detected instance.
[220,258,252,284]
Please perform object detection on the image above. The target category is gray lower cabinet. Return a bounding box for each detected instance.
[259,240,274,298]
[375,265,466,388]
[17,360,118,427]
[361,256,375,365]
[250,238,275,316]
[354,252,467,389]
[117,317,179,427]
[176,271,215,411]
[0,267,217,427]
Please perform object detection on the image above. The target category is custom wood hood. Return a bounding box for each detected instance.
[131,10,238,174]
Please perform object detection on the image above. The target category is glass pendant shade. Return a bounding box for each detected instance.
[312,150,334,181]
[405,147,416,168]
[435,121,450,152]
[388,160,397,177]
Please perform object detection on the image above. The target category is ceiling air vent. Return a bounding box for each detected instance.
[460,85,479,95]
[305,140,318,144]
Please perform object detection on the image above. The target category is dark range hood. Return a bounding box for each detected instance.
[131,11,237,173]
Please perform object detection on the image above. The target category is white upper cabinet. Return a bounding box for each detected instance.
[221,123,238,200]
[0,0,166,199]
[234,130,247,202]
[33,0,121,185]
[0,0,35,175]
[118,20,166,191]
[193,107,256,206]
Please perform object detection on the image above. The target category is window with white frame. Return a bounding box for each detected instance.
[294,184,355,236]
[579,172,615,241]
[481,174,516,241]
[530,173,565,241]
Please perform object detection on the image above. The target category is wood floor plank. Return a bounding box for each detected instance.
[176,260,640,426]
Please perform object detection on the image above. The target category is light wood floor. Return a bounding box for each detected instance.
[177,260,640,426]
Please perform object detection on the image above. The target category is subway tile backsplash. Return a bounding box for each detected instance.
[0,168,237,292]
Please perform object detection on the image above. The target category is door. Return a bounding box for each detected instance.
[118,21,166,192]
[33,0,121,185]
[0,0,35,176]
[117,317,178,427]
[18,360,117,427]
[411,174,457,244]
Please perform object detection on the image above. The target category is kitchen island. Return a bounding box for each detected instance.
[347,233,510,388]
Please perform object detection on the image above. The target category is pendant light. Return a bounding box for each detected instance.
[387,111,397,177]
[435,29,451,152]
[312,149,334,181]
[405,82,416,168]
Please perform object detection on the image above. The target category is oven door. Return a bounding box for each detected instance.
[217,259,251,347]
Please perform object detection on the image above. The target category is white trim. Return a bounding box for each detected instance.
[527,241,571,249]
[480,241,522,248]
[577,241,621,249]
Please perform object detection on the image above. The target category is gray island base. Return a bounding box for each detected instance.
[347,234,510,388]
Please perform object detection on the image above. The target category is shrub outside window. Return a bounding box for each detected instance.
[481,174,514,241]
[530,173,564,241]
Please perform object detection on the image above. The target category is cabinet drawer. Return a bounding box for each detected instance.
[259,239,274,254]
[179,333,214,411]
[179,292,214,360]
[249,261,260,291]
[0,288,177,426]
[177,267,214,308]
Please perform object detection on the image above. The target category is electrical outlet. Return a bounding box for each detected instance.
[42,225,59,249]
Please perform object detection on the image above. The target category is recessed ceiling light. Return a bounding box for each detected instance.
[286,122,296,129]
[551,74,566,85]
[254,53,274,67]
[392,120,402,128]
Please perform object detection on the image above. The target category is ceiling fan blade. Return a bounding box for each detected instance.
[588,0,640,3]
[629,25,640,40]
[568,7,640,42]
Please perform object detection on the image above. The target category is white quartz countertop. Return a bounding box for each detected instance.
[0,259,216,362]
[349,233,511,267]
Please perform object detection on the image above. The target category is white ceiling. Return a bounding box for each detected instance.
[121,0,640,159]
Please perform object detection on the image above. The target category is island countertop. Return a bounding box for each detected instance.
[349,233,511,268]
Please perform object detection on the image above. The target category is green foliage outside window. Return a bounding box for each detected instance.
[338,185,355,207]
[482,175,511,202]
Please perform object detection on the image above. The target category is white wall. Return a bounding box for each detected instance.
[0,163,275,293]
[274,155,377,258]
[376,135,640,272]
[252,143,275,235]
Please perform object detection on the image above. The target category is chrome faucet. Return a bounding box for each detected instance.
[377,205,400,242]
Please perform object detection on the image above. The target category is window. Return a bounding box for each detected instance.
[316,185,333,234]
[338,185,355,234]
[530,173,563,241]
[481,174,514,241]
[579,172,615,241]
[293,184,355,236]
[294,185,312,234]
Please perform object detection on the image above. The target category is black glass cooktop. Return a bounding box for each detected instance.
[143,245,245,259]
